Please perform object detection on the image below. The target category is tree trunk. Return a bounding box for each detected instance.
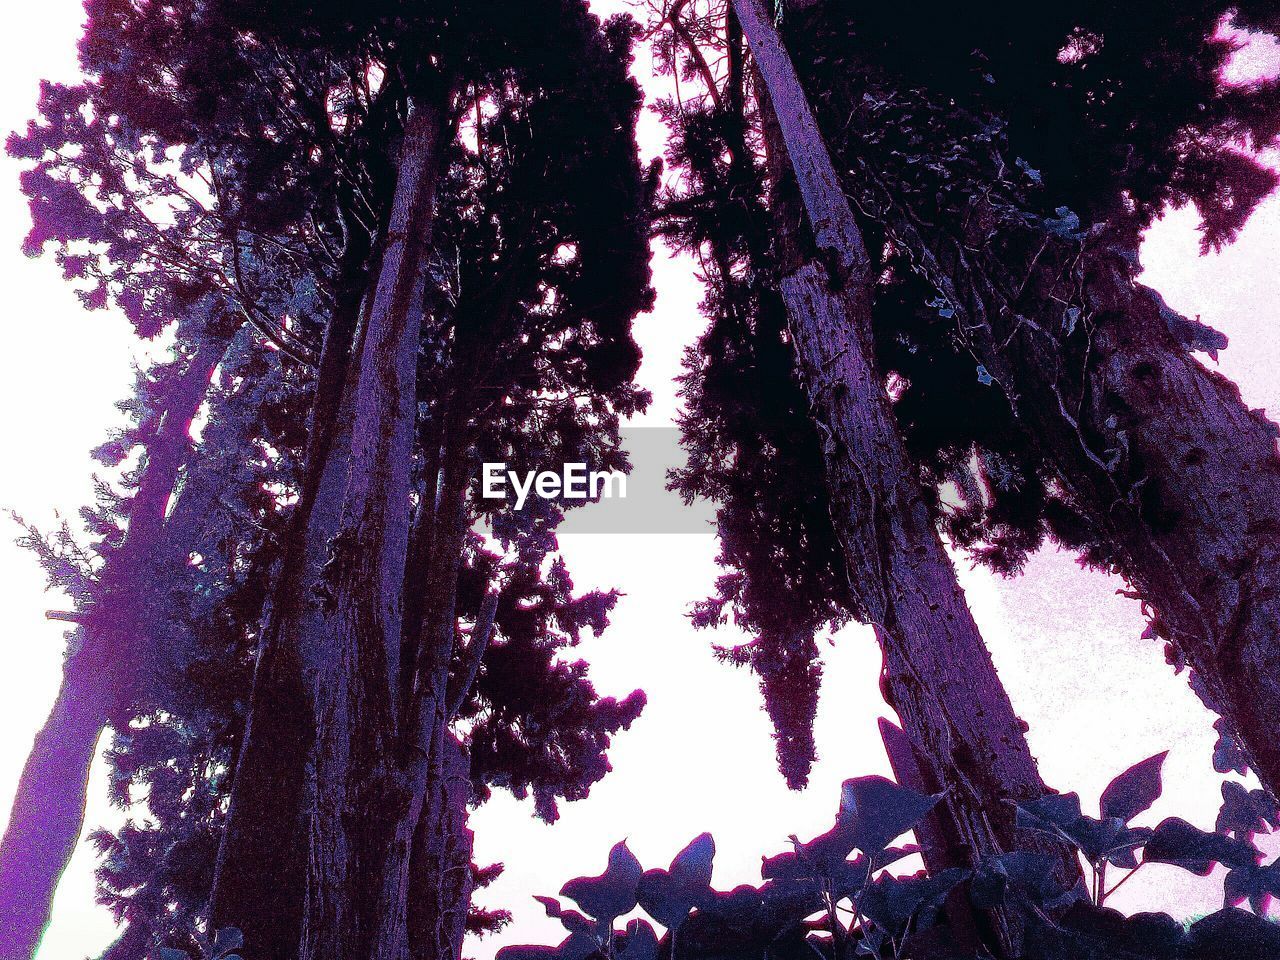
[209,316,364,958]
[209,221,374,960]
[0,335,226,960]
[0,674,105,960]
[407,734,475,960]
[840,147,1280,800]
[300,86,453,960]
[733,0,1078,932]
[364,435,472,960]
[211,84,455,960]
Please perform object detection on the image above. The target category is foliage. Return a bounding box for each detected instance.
[9,1,658,953]
[655,0,1280,792]
[497,754,1280,960]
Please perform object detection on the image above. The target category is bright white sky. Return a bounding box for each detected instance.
[0,3,1277,958]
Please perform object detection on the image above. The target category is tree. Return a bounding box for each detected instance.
[770,0,1280,800]
[7,2,655,958]
[1,48,320,945]
[658,10,1080,945]
[660,0,1280,817]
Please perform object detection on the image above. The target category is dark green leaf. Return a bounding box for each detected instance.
[838,776,942,853]
[561,840,643,925]
[1100,752,1167,824]
[1143,818,1257,876]
[618,919,659,960]
[636,833,715,930]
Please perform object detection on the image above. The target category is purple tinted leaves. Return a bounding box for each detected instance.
[837,776,942,854]
[635,833,714,930]
[496,948,562,960]
[1016,791,1085,840]
[1223,857,1280,915]
[971,851,1065,910]
[617,919,659,960]
[1143,818,1258,876]
[1216,780,1280,839]
[1185,907,1280,956]
[1018,791,1150,865]
[859,868,969,935]
[533,895,595,936]
[560,840,642,926]
[1213,718,1250,776]
[1100,751,1167,824]
[671,832,715,887]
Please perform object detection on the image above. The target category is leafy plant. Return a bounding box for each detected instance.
[1016,752,1280,915]
[498,761,1280,960]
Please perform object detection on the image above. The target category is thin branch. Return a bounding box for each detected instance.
[446,585,501,721]
[666,0,725,109]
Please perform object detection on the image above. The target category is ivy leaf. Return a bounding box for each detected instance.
[559,933,603,960]
[636,833,715,930]
[1212,719,1248,776]
[1224,857,1280,915]
[839,776,943,854]
[1185,907,1280,956]
[859,868,968,935]
[1017,792,1085,842]
[1100,752,1167,824]
[617,918,659,960]
[1143,818,1258,876]
[1216,781,1280,839]
[534,895,596,936]
[971,851,1069,909]
[561,840,643,926]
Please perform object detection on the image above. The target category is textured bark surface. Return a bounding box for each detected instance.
[777,260,1058,872]
[301,87,455,960]
[211,88,455,960]
[0,676,106,960]
[209,317,364,958]
[843,159,1280,800]
[734,0,1077,927]
[1007,257,1280,800]
[0,336,226,960]
[407,734,475,960]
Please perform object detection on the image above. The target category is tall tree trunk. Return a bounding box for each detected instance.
[209,294,367,959]
[299,86,453,960]
[0,335,227,960]
[364,433,472,960]
[732,0,1078,935]
[0,673,105,960]
[407,734,475,960]
[839,146,1280,800]
[209,215,375,959]
[211,84,455,960]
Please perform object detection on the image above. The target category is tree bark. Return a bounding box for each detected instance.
[407,734,475,960]
[299,86,453,960]
[840,148,1280,801]
[733,0,1078,936]
[209,215,374,960]
[209,309,365,959]
[211,84,455,960]
[0,335,226,960]
[0,674,105,960]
